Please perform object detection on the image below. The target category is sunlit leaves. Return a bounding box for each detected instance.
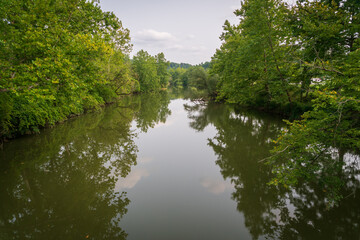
[0,0,133,137]
[132,50,161,93]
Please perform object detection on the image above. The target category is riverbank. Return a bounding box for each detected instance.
[1,93,359,239]
[0,90,171,142]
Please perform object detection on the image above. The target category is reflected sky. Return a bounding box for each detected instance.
[119,99,250,240]
[200,177,234,195]
[1,92,359,240]
[116,168,150,190]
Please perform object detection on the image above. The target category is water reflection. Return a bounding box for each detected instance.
[185,101,360,239]
[0,92,171,239]
[115,169,149,190]
[133,91,171,133]
[200,177,234,195]
[2,92,359,239]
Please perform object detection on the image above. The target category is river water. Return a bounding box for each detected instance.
[1,91,359,239]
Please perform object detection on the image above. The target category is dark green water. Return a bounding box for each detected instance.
[1,92,359,240]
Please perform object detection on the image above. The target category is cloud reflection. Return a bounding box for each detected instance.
[153,119,175,128]
[116,169,149,190]
[200,177,234,195]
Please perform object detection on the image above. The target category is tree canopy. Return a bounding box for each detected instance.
[0,0,172,138]
[210,0,360,204]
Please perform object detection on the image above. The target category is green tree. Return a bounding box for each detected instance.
[156,52,170,88]
[267,0,360,205]
[268,50,360,205]
[188,66,208,90]
[211,0,360,205]
[168,67,187,88]
[132,50,160,92]
[0,0,133,138]
[212,0,294,108]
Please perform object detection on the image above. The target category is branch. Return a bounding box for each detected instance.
[297,58,344,76]
[259,145,289,163]
[0,84,39,92]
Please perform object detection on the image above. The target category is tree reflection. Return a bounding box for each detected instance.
[0,94,171,239]
[132,91,171,133]
[185,101,360,239]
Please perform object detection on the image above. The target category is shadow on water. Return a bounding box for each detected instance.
[1,91,359,239]
[0,91,171,240]
[184,100,360,240]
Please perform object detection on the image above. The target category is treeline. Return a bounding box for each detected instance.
[169,61,210,70]
[168,63,218,97]
[169,62,192,69]
[211,0,360,204]
[0,0,170,138]
[132,50,170,92]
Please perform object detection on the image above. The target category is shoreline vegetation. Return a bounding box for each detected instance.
[1,0,359,205]
[210,0,360,206]
[0,0,174,139]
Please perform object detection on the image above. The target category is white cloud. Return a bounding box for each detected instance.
[134,29,177,44]
[167,44,185,50]
[131,29,209,64]
[154,119,175,128]
[190,45,207,52]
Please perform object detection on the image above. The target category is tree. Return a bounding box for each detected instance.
[132,50,160,92]
[188,66,208,90]
[0,0,133,138]
[211,0,360,205]
[168,67,186,88]
[268,48,360,205]
[156,52,170,88]
[267,0,360,205]
[212,0,294,108]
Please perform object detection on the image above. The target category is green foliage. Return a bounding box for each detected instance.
[0,0,134,138]
[132,50,160,92]
[212,0,294,107]
[0,96,137,239]
[267,1,360,204]
[168,65,218,97]
[169,62,192,69]
[156,52,170,88]
[0,92,173,239]
[185,99,360,239]
[168,67,187,88]
[133,91,171,132]
[188,66,208,90]
[97,51,137,96]
[212,0,360,204]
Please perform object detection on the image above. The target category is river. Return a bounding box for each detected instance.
[1,91,359,239]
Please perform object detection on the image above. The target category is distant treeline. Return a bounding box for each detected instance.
[168,65,218,97]
[169,62,210,70]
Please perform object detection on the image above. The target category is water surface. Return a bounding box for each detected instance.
[1,92,359,239]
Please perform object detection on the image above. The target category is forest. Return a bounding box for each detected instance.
[211,0,360,204]
[0,0,216,138]
[0,0,359,204]
[0,0,174,138]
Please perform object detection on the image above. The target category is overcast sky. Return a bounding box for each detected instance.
[99,0,242,64]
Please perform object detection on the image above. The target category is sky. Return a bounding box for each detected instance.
[99,0,242,65]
